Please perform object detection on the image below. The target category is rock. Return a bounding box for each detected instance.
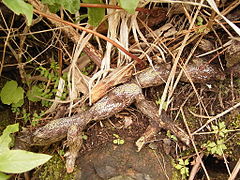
[75,139,178,180]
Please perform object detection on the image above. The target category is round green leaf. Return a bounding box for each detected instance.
[27,85,42,102]
[0,81,24,105]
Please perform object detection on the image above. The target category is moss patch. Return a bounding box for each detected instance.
[34,154,75,180]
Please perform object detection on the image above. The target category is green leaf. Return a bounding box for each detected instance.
[42,0,80,14]
[0,150,52,173]
[2,0,33,25]
[118,0,140,14]
[119,139,124,145]
[27,85,43,102]
[82,0,105,27]
[156,98,167,111]
[61,0,80,14]
[0,172,10,180]
[0,81,24,106]
[12,99,24,108]
[0,124,19,154]
[174,164,182,170]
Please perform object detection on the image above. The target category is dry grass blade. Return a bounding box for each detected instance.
[206,0,240,36]
[180,107,210,180]
[159,0,205,114]
[228,158,240,180]
[193,102,240,135]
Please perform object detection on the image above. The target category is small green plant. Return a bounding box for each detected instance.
[202,139,227,156]
[202,121,228,156]
[57,149,65,157]
[82,134,88,140]
[211,122,228,138]
[0,124,51,180]
[166,130,178,142]
[174,158,189,179]
[113,134,124,145]
[196,16,204,26]
[156,98,167,111]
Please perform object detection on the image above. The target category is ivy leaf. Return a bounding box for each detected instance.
[0,150,52,173]
[118,0,140,14]
[2,0,33,25]
[27,85,43,102]
[82,0,105,27]
[0,80,24,106]
[0,124,19,154]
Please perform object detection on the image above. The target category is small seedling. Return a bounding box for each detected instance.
[156,98,167,111]
[82,134,88,140]
[166,130,178,142]
[113,134,125,145]
[174,158,189,179]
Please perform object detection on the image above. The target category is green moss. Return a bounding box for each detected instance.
[36,154,75,180]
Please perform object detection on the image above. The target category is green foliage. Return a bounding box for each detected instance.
[0,172,10,180]
[113,134,124,145]
[82,134,88,140]
[174,158,189,179]
[41,0,80,13]
[203,139,227,156]
[196,16,204,26]
[156,98,167,111]
[27,85,43,102]
[166,130,178,142]
[0,80,24,107]
[211,122,228,138]
[202,121,228,156]
[81,64,94,75]
[0,150,52,173]
[0,124,19,154]
[2,0,33,25]
[118,0,140,14]
[82,0,105,27]
[0,124,52,175]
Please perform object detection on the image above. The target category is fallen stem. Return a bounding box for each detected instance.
[79,3,151,13]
